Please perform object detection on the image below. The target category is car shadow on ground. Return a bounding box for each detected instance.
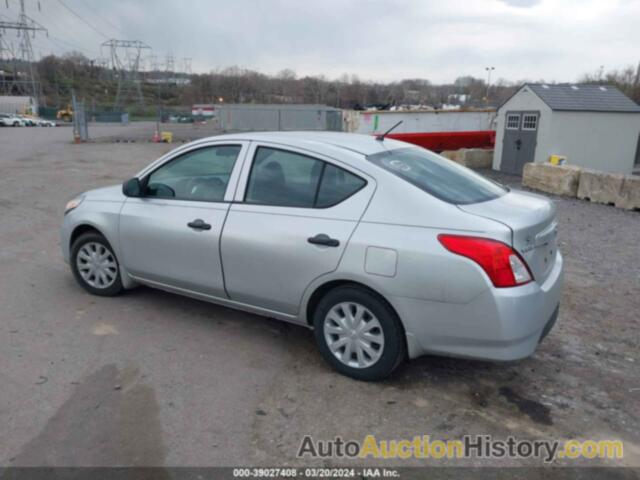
[122,283,553,426]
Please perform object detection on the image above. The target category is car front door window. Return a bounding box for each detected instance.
[146,145,241,202]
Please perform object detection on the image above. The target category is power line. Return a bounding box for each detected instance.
[76,0,125,37]
[55,0,110,39]
[29,29,100,58]
[47,35,99,57]
[28,2,99,57]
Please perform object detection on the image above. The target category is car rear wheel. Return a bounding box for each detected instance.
[70,232,123,296]
[313,285,406,381]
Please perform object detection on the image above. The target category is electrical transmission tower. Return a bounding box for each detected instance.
[0,0,47,99]
[101,39,151,108]
[165,53,174,73]
[0,20,15,62]
[182,57,192,75]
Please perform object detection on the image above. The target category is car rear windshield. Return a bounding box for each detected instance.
[367,147,507,205]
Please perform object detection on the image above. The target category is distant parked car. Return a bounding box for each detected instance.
[18,115,37,126]
[35,118,56,127]
[0,113,24,127]
[166,114,194,124]
[60,132,563,380]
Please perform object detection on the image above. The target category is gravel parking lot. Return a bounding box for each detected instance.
[1,124,639,469]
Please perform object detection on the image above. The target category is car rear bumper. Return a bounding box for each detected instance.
[392,251,564,361]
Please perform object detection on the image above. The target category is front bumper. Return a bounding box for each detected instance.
[60,212,74,264]
[393,251,564,361]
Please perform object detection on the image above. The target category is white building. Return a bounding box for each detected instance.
[0,95,37,115]
[493,84,640,175]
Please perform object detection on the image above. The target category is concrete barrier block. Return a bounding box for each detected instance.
[440,148,493,169]
[522,162,581,197]
[577,169,625,205]
[463,149,493,169]
[440,150,464,162]
[615,175,640,210]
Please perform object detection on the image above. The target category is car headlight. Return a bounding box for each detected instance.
[64,196,84,215]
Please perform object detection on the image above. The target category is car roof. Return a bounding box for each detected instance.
[202,131,410,156]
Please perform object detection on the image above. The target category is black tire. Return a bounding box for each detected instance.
[70,232,123,297]
[313,285,406,381]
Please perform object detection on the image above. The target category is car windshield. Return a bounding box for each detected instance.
[367,147,507,205]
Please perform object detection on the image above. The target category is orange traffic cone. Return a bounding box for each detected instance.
[153,129,160,143]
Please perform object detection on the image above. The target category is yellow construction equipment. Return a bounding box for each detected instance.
[56,105,73,122]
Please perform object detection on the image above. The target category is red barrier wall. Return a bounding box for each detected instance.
[385,130,496,152]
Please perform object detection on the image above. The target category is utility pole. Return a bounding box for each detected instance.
[101,39,151,108]
[485,66,495,104]
[0,0,47,103]
[156,58,163,131]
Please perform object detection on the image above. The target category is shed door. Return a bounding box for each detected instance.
[501,111,539,175]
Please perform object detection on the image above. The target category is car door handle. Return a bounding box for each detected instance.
[307,234,340,247]
[187,219,211,231]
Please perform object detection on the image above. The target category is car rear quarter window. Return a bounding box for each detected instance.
[315,164,366,208]
[367,147,506,205]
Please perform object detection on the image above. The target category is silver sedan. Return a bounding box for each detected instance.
[60,132,563,380]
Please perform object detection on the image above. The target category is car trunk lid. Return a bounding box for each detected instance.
[458,190,558,283]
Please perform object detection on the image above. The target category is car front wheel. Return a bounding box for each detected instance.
[313,285,406,381]
[70,232,123,296]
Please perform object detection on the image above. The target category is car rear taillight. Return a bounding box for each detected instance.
[437,234,533,288]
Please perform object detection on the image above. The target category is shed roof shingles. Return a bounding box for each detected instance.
[525,83,640,113]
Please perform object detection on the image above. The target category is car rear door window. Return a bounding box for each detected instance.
[145,145,241,202]
[245,147,322,207]
[367,147,506,205]
[245,147,366,208]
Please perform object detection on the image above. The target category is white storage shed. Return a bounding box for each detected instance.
[493,84,640,175]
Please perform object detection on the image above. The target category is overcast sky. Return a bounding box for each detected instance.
[14,0,640,83]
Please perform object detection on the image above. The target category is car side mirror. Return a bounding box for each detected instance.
[122,177,143,197]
